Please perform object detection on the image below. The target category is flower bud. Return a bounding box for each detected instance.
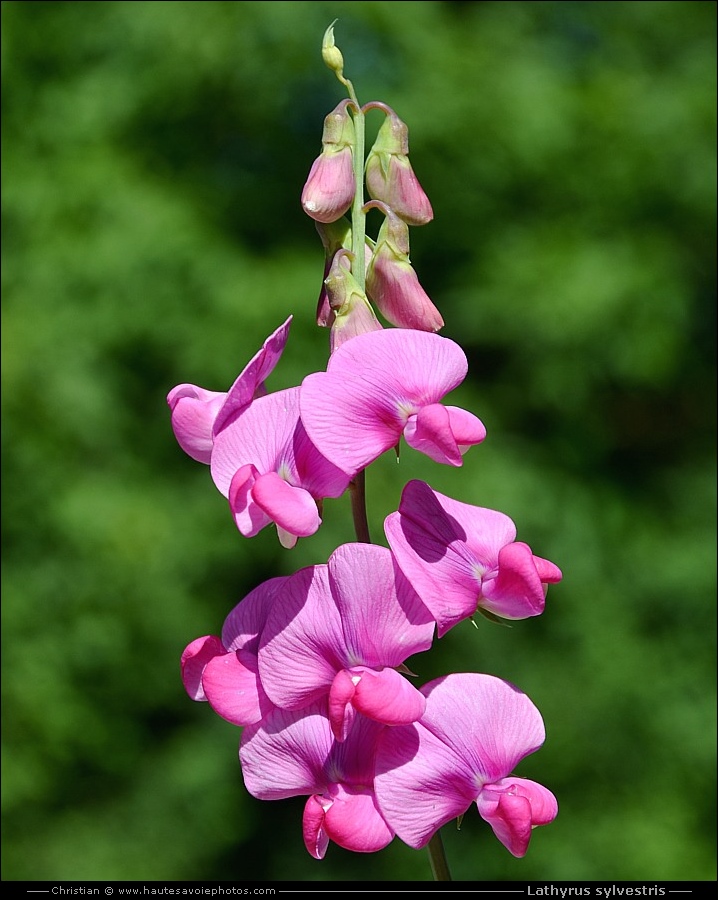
[364,103,433,226]
[321,21,345,77]
[301,100,356,224]
[365,201,443,332]
[324,249,382,352]
[315,218,374,328]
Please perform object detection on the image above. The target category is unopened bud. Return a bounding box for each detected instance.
[322,22,345,77]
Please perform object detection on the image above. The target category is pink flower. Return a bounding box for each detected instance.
[322,248,383,353]
[385,480,563,637]
[258,542,434,740]
[167,316,292,464]
[301,100,356,224]
[300,328,486,477]
[240,701,394,859]
[180,576,286,726]
[374,673,558,857]
[210,386,351,548]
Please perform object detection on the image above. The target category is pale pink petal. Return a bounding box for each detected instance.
[213,316,292,436]
[300,329,469,476]
[251,471,321,539]
[477,777,558,858]
[202,648,272,726]
[352,666,426,725]
[180,635,224,701]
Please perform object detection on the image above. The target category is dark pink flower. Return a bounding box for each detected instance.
[385,480,563,637]
[210,386,351,548]
[167,317,292,464]
[258,542,434,740]
[240,700,394,859]
[374,673,558,857]
[180,577,286,726]
[300,328,486,477]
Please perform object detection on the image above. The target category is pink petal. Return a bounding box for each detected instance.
[167,385,227,464]
[221,576,287,653]
[213,316,292,436]
[202,648,271,726]
[180,635,224,701]
[352,666,426,725]
[444,405,488,450]
[477,777,558,858]
[327,542,434,665]
[481,541,549,619]
[251,471,321,539]
[403,404,462,466]
[328,669,358,742]
[300,329,469,476]
[303,795,331,859]
[228,464,270,537]
[323,785,394,854]
[258,566,346,710]
[375,717,473,849]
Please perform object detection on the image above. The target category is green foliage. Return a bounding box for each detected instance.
[2,0,715,882]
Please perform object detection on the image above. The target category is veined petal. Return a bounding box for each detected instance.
[300,329,469,476]
[375,718,474,848]
[328,669,358,742]
[327,543,434,664]
[221,575,288,654]
[259,566,346,710]
[251,471,321,539]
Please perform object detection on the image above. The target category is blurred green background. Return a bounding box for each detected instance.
[2,0,716,883]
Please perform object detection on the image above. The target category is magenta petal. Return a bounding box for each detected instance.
[300,329,469,476]
[481,542,548,619]
[403,404,462,466]
[477,777,558,858]
[251,471,321,539]
[180,635,225,701]
[213,316,292,436]
[328,670,357,741]
[375,719,473,849]
[303,795,330,859]
[202,648,270,726]
[323,786,394,854]
[168,385,227,464]
[228,464,270,537]
[444,405,487,450]
[352,666,426,725]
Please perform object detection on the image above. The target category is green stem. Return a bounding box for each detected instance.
[427,830,452,881]
[349,97,366,289]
